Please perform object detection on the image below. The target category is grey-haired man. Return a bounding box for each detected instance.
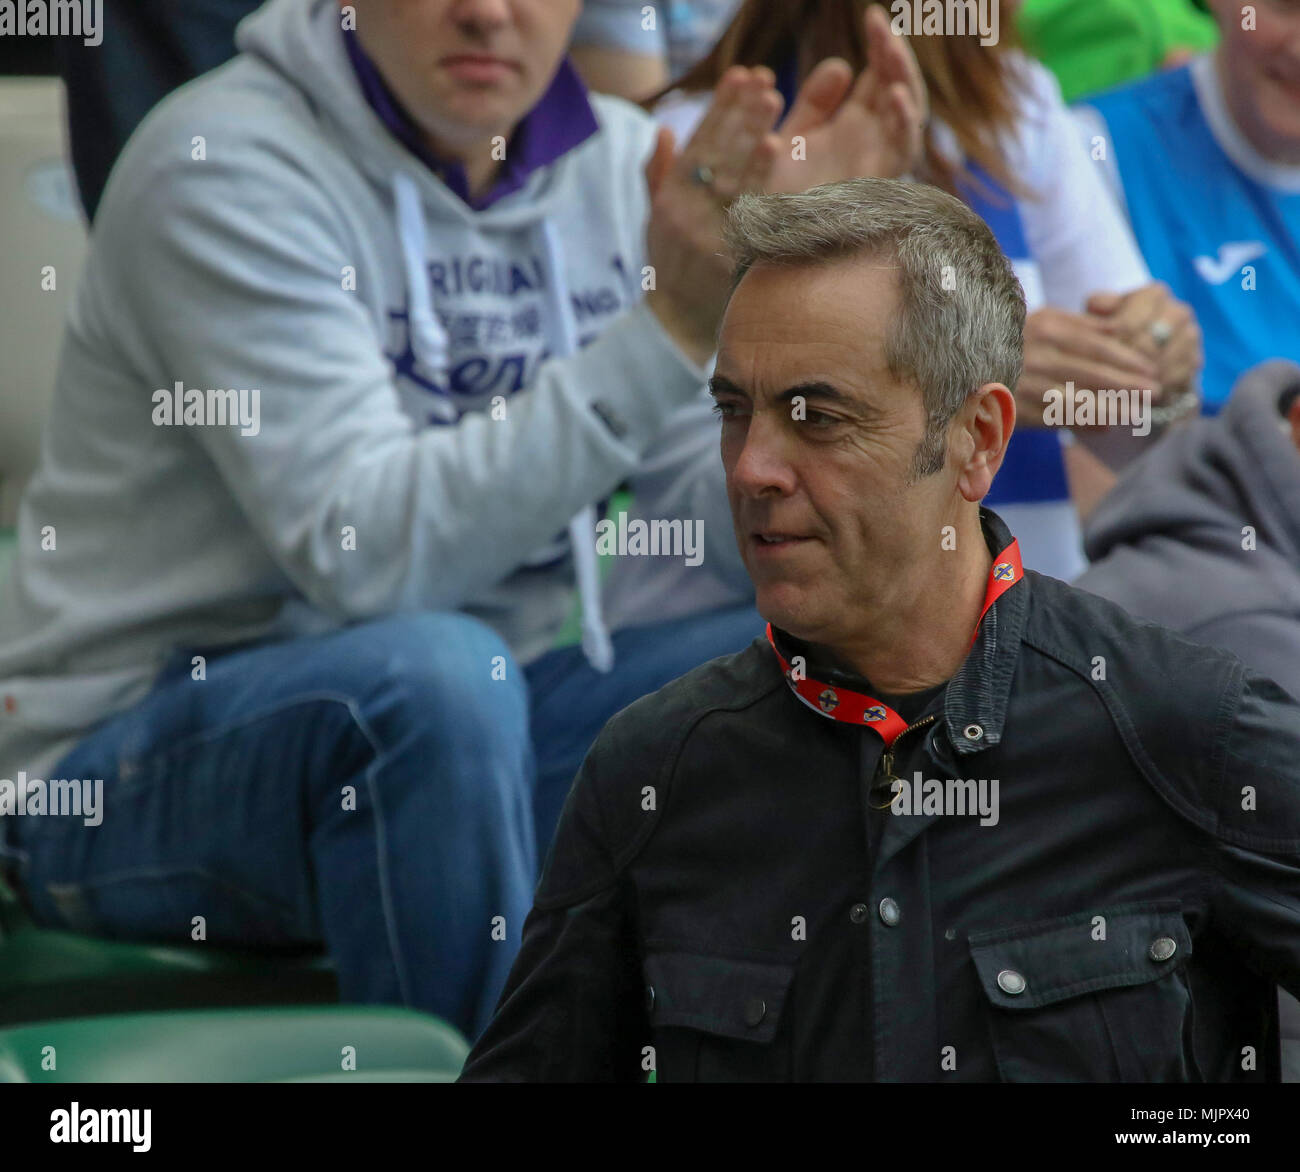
[461,177,1300,1082]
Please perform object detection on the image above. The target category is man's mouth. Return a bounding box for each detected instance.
[441,54,518,83]
[752,532,814,552]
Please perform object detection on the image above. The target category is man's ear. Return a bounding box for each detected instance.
[956,383,1015,503]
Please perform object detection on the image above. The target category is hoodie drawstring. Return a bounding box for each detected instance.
[390,173,614,673]
[539,217,615,674]
[393,173,451,381]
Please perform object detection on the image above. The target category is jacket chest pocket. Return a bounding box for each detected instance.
[643,950,796,1082]
[968,901,1196,1082]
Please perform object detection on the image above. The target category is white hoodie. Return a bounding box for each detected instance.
[0,0,708,785]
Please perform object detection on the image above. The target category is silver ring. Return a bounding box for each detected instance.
[690,163,716,189]
[1149,320,1173,346]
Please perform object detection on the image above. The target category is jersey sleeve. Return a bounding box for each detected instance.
[1005,53,1151,310]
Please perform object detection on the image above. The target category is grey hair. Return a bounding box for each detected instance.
[720,177,1026,479]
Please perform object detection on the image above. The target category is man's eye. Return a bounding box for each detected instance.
[804,411,839,427]
[711,401,740,419]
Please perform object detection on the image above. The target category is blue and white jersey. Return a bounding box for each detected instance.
[921,55,1152,582]
[1077,55,1300,414]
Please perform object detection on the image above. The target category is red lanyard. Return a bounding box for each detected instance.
[765,539,1023,747]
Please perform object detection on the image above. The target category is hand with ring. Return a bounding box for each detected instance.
[674,65,783,206]
[642,66,783,365]
[1085,282,1204,407]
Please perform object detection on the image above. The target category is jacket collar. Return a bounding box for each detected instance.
[770,506,1028,756]
[944,506,1029,757]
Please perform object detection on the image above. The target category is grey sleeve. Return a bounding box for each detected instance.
[1186,612,1300,705]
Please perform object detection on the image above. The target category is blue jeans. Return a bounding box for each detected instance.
[5,606,761,1041]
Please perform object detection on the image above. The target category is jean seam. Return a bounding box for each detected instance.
[47,864,300,931]
[335,696,413,1009]
[114,690,392,776]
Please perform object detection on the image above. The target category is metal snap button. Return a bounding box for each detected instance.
[878,897,901,927]
[996,969,1027,995]
[1149,936,1177,962]
[850,902,869,924]
[645,984,655,1013]
[963,723,984,741]
[744,996,766,1027]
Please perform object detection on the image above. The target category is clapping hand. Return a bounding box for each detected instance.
[763,4,927,194]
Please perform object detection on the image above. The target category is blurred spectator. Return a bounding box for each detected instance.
[61,1,753,215]
[58,0,261,221]
[0,0,778,1040]
[1076,358,1300,1081]
[569,0,742,100]
[602,0,1200,636]
[1017,0,1217,102]
[61,0,750,215]
[1075,0,1300,414]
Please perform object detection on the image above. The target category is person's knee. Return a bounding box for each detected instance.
[335,612,531,771]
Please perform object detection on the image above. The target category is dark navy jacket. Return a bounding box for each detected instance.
[462,507,1300,1082]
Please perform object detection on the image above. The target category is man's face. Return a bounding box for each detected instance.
[712,257,964,651]
[1211,0,1300,157]
[351,0,580,150]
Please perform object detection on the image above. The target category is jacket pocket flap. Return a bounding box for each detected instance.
[643,950,795,1044]
[968,900,1191,1010]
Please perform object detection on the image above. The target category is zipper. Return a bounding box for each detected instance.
[870,714,938,809]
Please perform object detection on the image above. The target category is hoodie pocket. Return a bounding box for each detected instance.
[969,900,1195,1082]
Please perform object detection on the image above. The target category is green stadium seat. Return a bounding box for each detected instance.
[0,874,337,1027]
[0,1006,468,1082]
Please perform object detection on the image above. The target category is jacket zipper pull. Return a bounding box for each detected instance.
[870,747,901,809]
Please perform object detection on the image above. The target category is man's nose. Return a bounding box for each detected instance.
[452,0,511,34]
[729,414,798,498]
